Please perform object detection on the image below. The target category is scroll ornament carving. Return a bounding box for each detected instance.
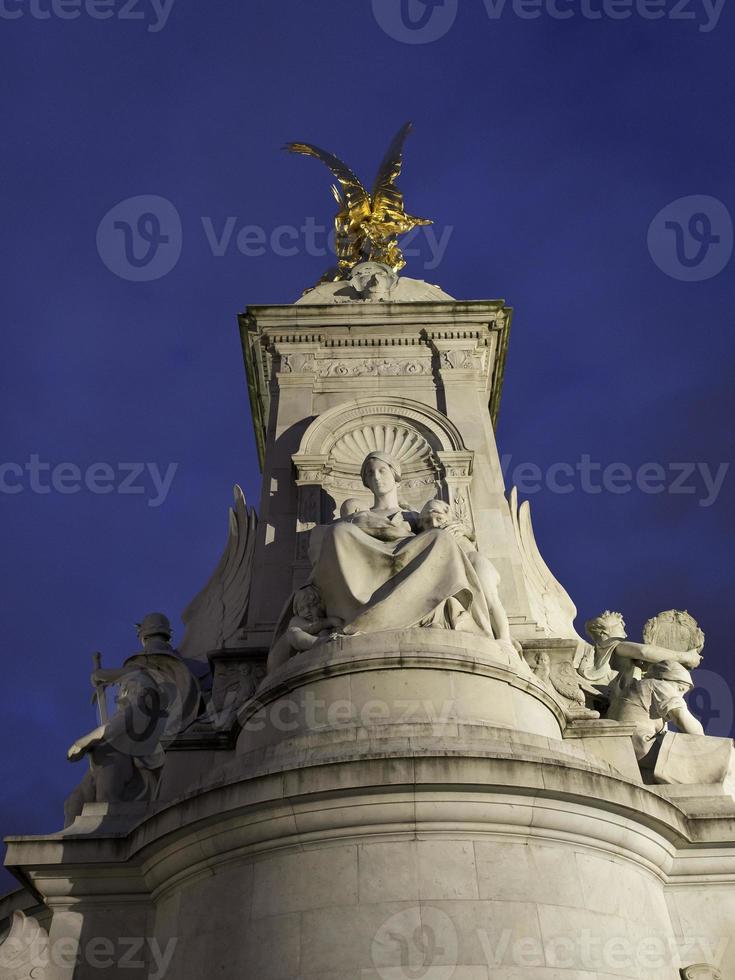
[296,469,323,482]
[0,912,50,979]
[284,357,432,378]
[680,966,722,980]
[402,476,439,489]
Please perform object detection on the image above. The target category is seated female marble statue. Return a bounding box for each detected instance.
[306,451,499,640]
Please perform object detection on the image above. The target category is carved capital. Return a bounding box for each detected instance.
[440,348,476,371]
[280,352,316,374]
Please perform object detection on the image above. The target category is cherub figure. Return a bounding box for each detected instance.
[266,586,344,673]
[418,499,512,644]
[340,497,367,519]
[607,659,704,765]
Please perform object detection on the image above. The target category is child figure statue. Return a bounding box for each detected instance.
[266,585,344,673]
[607,659,704,769]
[339,498,367,519]
[418,498,512,644]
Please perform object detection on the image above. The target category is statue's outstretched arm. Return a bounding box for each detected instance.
[67,724,106,762]
[91,667,126,687]
[616,640,701,669]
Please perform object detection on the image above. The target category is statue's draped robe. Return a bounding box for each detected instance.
[309,522,494,636]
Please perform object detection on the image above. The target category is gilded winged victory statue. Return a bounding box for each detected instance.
[285,121,432,284]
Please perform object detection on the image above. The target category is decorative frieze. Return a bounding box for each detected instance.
[281,354,432,378]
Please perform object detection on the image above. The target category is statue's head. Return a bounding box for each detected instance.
[420,498,452,530]
[293,585,324,622]
[136,612,172,645]
[349,262,398,302]
[360,451,402,495]
[647,659,694,692]
[584,610,626,643]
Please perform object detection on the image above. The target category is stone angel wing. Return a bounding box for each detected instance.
[178,486,258,663]
[284,140,372,222]
[371,121,431,231]
[508,487,585,650]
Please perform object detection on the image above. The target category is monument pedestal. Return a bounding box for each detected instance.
[3,283,733,979]
[5,630,735,978]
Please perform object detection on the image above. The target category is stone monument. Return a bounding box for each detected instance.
[2,125,733,980]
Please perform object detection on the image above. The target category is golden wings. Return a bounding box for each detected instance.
[285,122,432,283]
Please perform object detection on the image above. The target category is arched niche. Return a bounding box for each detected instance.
[291,397,475,565]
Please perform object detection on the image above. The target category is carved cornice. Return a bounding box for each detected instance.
[239,301,513,469]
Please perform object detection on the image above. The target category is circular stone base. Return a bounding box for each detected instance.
[236,629,564,757]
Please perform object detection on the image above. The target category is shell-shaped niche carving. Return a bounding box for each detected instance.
[330,423,435,475]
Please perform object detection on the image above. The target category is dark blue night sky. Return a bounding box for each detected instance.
[1,0,734,894]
